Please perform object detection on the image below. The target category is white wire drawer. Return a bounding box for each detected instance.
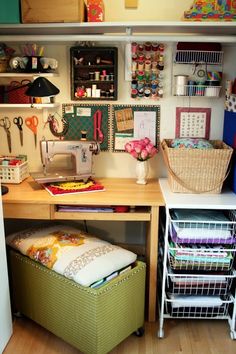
[168,242,235,272]
[169,210,236,245]
[166,268,235,296]
[165,294,233,319]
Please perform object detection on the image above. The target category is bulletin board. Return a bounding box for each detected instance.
[62,104,110,151]
[111,104,160,152]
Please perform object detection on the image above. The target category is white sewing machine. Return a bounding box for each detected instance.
[31,139,100,184]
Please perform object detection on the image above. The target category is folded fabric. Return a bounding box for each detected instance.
[171,209,232,240]
[170,138,213,149]
[6,224,137,287]
[168,294,223,308]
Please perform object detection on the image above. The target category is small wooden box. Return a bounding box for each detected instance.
[21,0,86,23]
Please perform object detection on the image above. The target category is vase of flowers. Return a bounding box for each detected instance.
[124,137,158,185]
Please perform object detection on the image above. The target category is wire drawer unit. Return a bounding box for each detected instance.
[157,182,236,341]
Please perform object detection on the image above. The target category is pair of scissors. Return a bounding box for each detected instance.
[0,117,11,153]
[25,115,38,148]
[13,116,23,146]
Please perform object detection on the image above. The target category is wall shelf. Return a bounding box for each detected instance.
[0,22,235,43]
[0,72,58,78]
[0,103,59,108]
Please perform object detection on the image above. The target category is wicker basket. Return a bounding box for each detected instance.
[161,139,233,194]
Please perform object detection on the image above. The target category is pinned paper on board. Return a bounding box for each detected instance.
[133,111,156,145]
[112,104,160,151]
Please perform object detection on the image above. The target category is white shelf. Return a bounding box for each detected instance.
[0,22,235,43]
[0,22,236,35]
[159,178,236,210]
[0,72,58,78]
[0,103,60,108]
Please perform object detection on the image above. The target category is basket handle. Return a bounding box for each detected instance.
[160,140,231,194]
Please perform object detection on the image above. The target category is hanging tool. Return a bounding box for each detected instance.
[13,116,24,146]
[25,115,38,148]
[93,110,104,144]
[0,117,11,153]
[47,114,69,139]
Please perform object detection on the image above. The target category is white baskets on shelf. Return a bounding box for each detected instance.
[0,161,29,184]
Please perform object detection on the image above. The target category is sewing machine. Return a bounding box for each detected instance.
[31,139,100,184]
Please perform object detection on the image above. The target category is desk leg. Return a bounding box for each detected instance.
[146,205,159,322]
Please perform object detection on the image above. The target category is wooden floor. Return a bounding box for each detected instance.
[3,317,236,354]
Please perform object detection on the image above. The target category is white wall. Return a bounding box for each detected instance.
[0,41,228,179]
[0,194,12,353]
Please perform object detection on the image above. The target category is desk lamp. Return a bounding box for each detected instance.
[1,78,60,195]
[25,77,60,98]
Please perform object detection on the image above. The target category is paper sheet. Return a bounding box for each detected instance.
[133,111,156,144]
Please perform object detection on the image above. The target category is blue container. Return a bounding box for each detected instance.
[0,0,20,24]
[223,110,236,193]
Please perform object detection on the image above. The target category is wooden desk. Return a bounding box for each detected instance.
[2,177,164,322]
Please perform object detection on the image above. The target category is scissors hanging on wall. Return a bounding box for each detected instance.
[25,115,38,148]
[0,117,11,153]
[13,116,24,147]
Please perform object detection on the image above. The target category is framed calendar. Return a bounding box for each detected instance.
[176,107,211,139]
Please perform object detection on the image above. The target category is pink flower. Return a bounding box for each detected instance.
[125,137,158,161]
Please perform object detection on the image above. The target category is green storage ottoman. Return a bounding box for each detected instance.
[0,0,20,23]
[8,249,146,354]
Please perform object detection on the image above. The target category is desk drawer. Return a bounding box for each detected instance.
[3,203,50,219]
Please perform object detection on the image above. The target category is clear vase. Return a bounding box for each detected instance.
[136,160,149,185]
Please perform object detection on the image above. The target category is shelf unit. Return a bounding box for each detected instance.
[172,47,224,98]
[70,46,118,101]
[158,178,236,339]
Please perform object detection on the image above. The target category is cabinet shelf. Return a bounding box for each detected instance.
[71,46,118,101]
[74,80,114,84]
[74,65,114,69]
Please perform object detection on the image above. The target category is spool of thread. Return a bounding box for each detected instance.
[95,71,100,80]
[145,60,151,71]
[95,89,101,98]
[131,89,138,98]
[138,61,144,71]
[89,72,95,80]
[81,130,87,140]
[132,61,137,71]
[151,80,158,90]
[131,79,138,89]
[144,42,152,51]
[131,42,138,54]
[138,88,144,97]
[151,42,158,52]
[86,88,92,97]
[138,44,144,52]
[195,82,205,96]
[137,70,144,80]
[174,75,188,96]
[187,80,196,96]
[144,88,151,98]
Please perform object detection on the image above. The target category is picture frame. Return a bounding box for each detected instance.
[176,107,211,139]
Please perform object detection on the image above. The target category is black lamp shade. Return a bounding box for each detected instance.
[25,77,60,97]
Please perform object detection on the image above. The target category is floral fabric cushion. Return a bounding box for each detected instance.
[6,224,137,287]
[170,138,213,149]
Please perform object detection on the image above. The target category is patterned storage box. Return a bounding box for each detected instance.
[8,249,146,354]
